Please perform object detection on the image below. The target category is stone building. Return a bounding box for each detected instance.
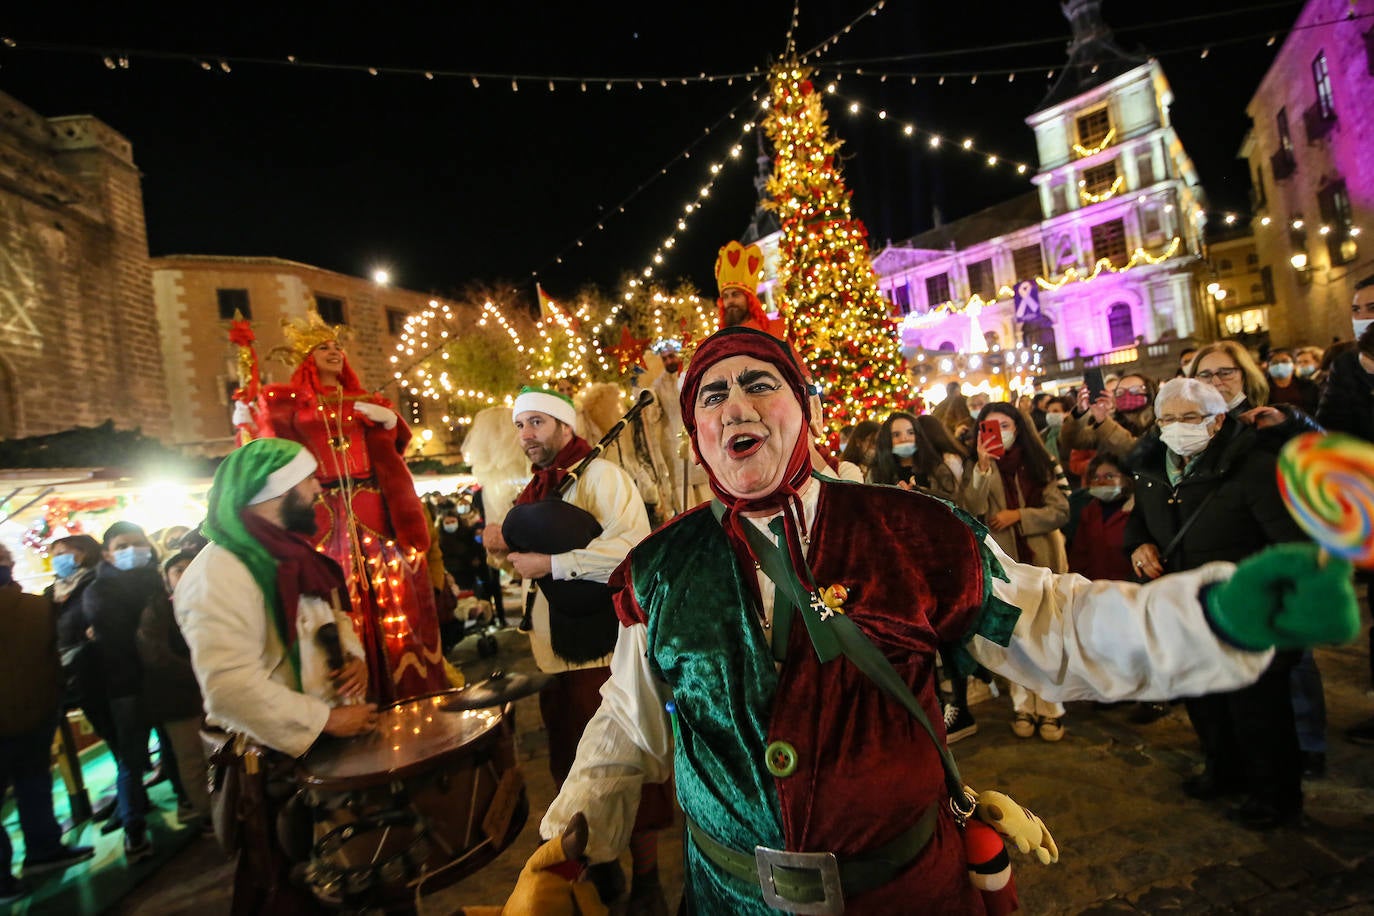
[0,90,170,439]
[1203,228,1273,344]
[870,0,1208,396]
[1241,0,1374,349]
[152,255,452,453]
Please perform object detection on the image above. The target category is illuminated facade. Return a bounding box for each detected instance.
[872,0,1208,388]
[1241,0,1373,349]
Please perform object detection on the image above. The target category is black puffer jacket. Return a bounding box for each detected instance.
[1315,348,1374,443]
[82,562,162,699]
[1123,419,1307,573]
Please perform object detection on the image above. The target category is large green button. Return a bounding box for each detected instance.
[765,740,798,778]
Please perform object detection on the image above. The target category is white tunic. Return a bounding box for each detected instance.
[174,542,366,758]
[525,457,651,674]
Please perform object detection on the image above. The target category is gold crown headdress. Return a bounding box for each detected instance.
[714,240,764,296]
[272,305,351,366]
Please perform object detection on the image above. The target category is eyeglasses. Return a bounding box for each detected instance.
[1194,367,1241,382]
[1158,413,1209,426]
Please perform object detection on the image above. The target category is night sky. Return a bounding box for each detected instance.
[0,1,1301,301]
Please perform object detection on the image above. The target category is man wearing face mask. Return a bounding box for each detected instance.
[1124,378,1311,828]
[81,521,163,862]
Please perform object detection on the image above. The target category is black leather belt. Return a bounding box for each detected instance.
[685,804,938,915]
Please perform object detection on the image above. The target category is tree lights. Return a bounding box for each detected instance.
[762,61,916,441]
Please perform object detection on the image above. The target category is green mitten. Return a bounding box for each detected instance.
[1205,543,1360,651]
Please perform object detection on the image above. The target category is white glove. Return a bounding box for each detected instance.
[232,401,255,428]
[354,401,398,430]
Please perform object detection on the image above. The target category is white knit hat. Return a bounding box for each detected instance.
[511,387,577,427]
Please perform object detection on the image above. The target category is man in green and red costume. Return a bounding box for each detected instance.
[538,327,1358,914]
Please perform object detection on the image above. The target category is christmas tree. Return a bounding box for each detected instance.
[763,62,916,440]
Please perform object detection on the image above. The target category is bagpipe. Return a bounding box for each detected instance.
[501,389,655,664]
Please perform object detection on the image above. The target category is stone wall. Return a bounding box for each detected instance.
[0,91,169,439]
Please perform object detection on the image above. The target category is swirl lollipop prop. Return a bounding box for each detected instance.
[1276,432,1374,568]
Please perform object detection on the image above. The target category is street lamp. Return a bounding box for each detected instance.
[373,268,391,286]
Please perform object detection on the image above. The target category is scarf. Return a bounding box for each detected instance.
[515,435,594,505]
[51,566,94,604]
[240,511,350,653]
[995,443,1043,562]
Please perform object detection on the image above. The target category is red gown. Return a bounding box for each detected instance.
[259,382,448,703]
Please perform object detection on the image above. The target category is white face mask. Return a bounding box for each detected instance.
[1159,422,1214,458]
[1044,411,1066,428]
[1356,318,1374,340]
[1000,430,1017,450]
[891,442,917,458]
[1226,391,1246,410]
[1088,485,1123,502]
[1296,364,1317,379]
[1268,363,1294,380]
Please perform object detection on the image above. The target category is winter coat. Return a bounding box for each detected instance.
[1267,377,1320,416]
[1315,348,1374,443]
[136,589,205,723]
[1228,398,1322,454]
[1066,495,1136,581]
[83,561,162,699]
[1059,406,1153,461]
[962,460,1070,572]
[1122,420,1306,573]
[0,586,62,736]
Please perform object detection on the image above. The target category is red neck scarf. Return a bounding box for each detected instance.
[240,510,350,643]
[994,443,1044,561]
[516,435,594,505]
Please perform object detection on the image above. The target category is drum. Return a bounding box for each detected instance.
[293,690,527,909]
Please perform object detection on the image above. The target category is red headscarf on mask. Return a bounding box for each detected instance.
[680,327,817,579]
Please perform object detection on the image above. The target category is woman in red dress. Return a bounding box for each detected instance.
[250,312,449,702]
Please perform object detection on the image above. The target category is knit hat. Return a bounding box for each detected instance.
[203,439,318,664]
[512,387,578,427]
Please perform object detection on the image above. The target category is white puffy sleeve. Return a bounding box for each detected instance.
[550,461,652,585]
[969,536,1274,703]
[541,624,674,863]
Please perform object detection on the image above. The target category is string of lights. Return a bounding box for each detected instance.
[824,87,1034,178]
[528,89,760,279]
[797,0,888,63]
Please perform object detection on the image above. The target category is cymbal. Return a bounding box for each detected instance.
[440,669,554,711]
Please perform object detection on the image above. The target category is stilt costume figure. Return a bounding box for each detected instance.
[248,310,448,702]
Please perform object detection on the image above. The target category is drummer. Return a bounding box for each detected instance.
[175,438,378,914]
[482,387,671,912]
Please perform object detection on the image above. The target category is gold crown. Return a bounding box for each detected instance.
[273,306,350,366]
[714,240,764,295]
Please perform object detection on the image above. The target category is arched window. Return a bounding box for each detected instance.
[937,340,957,352]
[1020,317,1058,363]
[1107,303,1135,348]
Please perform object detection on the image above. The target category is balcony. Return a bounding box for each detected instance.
[1303,103,1337,143]
[1270,148,1297,181]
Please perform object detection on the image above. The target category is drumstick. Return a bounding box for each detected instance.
[316,623,361,706]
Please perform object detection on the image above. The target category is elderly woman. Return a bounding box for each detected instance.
[1123,378,1309,829]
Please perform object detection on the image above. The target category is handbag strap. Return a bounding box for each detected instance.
[1160,487,1220,561]
[711,501,970,809]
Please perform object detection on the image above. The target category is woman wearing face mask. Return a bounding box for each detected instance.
[1294,346,1325,385]
[1123,378,1310,829]
[81,521,162,863]
[869,412,963,502]
[1039,395,1072,471]
[1064,455,1135,581]
[44,535,122,814]
[834,419,880,483]
[1059,372,1158,467]
[1264,348,1320,415]
[1188,341,1320,452]
[964,403,1072,741]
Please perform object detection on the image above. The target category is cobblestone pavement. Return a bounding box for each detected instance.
[118,620,1374,915]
